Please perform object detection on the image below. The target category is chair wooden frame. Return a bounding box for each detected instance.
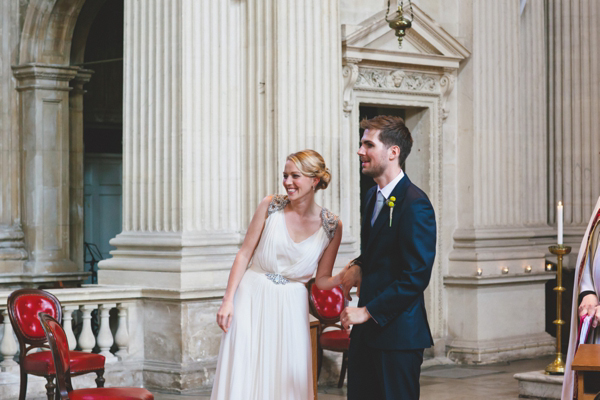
[7,289,105,400]
[307,278,349,388]
[39,312,153,400]
[38,313,75,400]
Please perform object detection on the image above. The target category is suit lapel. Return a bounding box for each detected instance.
[362,187,377,249]
[365,175,411,252]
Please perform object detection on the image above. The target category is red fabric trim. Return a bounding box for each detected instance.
[69,387,154,400]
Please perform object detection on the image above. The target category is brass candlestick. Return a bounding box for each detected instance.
[545,244,572,375]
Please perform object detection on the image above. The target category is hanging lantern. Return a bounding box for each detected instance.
[385,0,414,48]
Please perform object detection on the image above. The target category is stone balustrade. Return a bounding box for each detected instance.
[0,285,143,368]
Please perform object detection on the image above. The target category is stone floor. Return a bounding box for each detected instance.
[153,355,555,400]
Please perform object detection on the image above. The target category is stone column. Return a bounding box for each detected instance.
[0,0,27,274]
[100,0,346,288]
[12,64,80,275]
[273,0,342,215]
[242,0,350,256]
[69,70,93,270]
[446,0,554,363]
[548,0,600,245]
[99,0,344,392]
[340,58,361,245]
[98,0,243,290]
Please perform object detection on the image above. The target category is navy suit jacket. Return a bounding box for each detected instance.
[351,174,436,350]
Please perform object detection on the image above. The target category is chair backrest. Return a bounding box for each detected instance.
[39,313,70,400]
[7,289,62,348]
[307,278,346,324]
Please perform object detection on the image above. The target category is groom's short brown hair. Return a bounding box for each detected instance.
[360,115,413,167]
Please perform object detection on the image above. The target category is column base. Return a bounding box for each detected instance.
[141,295,222,392]
[447,333,555,364]
[143,360,216,394]
[98,269,230,292]
[445,273,556,364]
[99,231,241,290]
[514,370,562,399]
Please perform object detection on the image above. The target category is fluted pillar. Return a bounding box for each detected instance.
[548,0,600,242]
[241,0,351,260]
[274,0,341,214]
[179,0,243,254]
[242,0,342,218]
[446,0,554,363]
[101,0,346,289]
[98,1,344,391]
[0,0,27,273]
[99,0,244,289]
[99,0,184,287]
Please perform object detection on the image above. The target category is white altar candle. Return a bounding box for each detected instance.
[557,201,563,245]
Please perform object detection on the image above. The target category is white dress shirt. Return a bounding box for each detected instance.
[376,170,405,200]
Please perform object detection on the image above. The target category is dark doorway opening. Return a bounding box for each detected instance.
[83,0,124,155]
[81,0,124,284]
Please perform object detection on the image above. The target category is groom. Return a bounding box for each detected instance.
[340,115,436,399]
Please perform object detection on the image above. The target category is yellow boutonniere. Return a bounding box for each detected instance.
[387,196,396,227]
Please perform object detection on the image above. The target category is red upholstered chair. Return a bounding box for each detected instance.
[7,289,106,400]
[307,278,350,388]
[39,312,153,400]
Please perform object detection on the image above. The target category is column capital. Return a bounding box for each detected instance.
[0,225,27,263]
[12,64,79,91]
[71,68,94,94]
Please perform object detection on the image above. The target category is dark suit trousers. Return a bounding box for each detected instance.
[347,333,424,400]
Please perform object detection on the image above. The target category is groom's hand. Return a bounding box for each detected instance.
[341,264,362,301]
[340,306,370,330]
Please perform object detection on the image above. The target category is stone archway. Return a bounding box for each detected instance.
[12,0,107,283]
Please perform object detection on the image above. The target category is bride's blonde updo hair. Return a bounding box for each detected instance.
[286,149,331,191]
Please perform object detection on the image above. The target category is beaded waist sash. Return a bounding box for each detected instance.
[265,273,290,285]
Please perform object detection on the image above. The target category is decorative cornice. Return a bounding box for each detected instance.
[12,64,80,92]
[356,67,438,93]
[12,64,80,81]
[343,57,362,65]
[444,273,554,287]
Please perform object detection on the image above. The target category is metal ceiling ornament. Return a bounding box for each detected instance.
[385,0,414,48]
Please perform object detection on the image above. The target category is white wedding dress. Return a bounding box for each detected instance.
[210,195,338,400]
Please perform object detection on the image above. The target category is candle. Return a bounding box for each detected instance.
[557,201,563,245]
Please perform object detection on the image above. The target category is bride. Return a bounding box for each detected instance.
[210,149,345,400]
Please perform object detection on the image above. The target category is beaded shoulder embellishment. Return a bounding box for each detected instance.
[267,194,290,216]
[321,208,339,240]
